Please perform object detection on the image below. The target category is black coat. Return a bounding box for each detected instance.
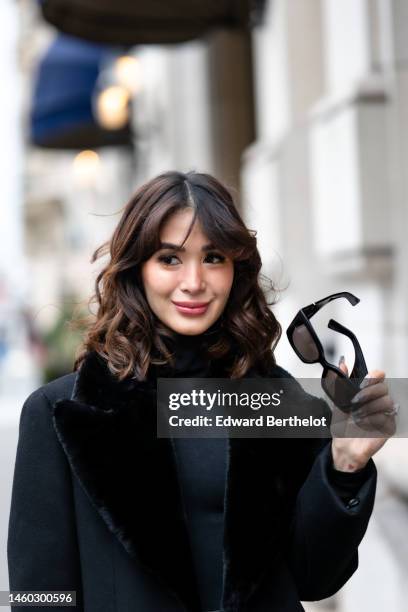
[7,351,377,612]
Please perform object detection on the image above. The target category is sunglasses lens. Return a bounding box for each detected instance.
[322,369,357,410]
[292,324,320,362]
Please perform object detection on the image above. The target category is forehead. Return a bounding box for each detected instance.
[160,208,207,244]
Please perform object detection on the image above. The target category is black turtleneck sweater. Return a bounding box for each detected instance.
[157,329,370,612]
[161,330,226,612]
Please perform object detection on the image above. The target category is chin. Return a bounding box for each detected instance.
[169,318,214,336]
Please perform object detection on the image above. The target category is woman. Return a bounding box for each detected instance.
[7,171,396,612]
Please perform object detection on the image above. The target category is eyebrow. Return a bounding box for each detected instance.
[158,242,216,252]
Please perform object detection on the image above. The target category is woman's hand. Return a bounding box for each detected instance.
[330,362,398,472]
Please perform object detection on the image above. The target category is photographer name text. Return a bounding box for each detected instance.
[168,415,328,428]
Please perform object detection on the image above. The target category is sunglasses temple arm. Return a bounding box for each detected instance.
[327,319,368,381]
[303,292,360,319]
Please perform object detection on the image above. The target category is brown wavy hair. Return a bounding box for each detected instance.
[74,170,282,380]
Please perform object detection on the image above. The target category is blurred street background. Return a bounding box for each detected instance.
[1,1,408,610]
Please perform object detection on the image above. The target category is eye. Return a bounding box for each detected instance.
[204,252,226,264]
[156,251,227,265]
[157,254,180,266]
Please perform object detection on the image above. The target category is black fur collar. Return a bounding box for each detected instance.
[52,351,329,612]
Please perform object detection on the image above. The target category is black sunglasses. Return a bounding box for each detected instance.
[286,292,368,412]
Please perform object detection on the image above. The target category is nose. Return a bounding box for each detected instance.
[180,262,206,293]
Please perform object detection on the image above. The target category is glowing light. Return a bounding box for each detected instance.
[114,56,142,94]
[95,86,130,130]
[72,150,101,187]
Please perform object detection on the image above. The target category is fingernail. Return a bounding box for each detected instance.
[360,377,370,389]
[338,355,345,366]
[351,392,362,404]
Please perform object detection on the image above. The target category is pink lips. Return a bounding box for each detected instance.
[172,301,210,316]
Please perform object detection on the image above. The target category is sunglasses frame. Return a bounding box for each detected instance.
[286,292,368,410]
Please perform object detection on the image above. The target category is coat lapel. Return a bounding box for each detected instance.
[52,351,329,612]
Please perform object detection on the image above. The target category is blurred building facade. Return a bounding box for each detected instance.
[1,0,407,610]
[242,2,408,611]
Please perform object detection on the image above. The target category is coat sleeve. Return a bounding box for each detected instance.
[7,388,84,611]
[286,439,377,601]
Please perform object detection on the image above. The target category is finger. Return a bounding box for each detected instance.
[351,382,389,405]
[352,411,396,437]
[352,394,394,417]
[339,363,349,376]
[368,369,386,379]
[360,370,385,389]
[338,355,349,376]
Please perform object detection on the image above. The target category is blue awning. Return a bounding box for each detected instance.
[30,33,132,149]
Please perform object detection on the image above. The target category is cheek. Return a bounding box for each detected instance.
[142,263,177,297]
[214,266,234,298]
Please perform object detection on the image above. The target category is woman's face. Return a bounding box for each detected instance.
[141,208,234,335]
